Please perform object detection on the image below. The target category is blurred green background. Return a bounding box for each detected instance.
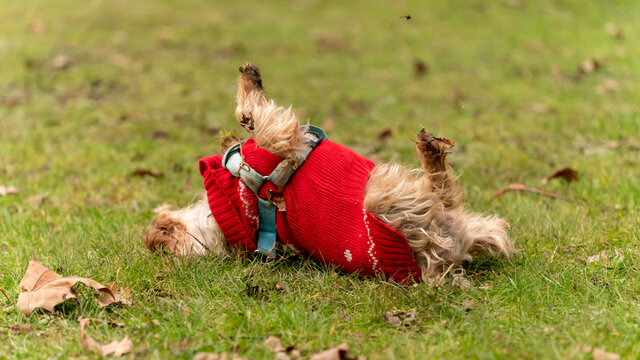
[1,0,639,358]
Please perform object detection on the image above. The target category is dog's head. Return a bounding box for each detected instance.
[143,201,228,257]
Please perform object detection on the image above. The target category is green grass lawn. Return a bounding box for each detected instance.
[1,0,639,358]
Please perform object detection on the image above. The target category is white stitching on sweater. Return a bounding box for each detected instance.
[363,209,379,270]
[238,181,259,228]
[344,249,352,262]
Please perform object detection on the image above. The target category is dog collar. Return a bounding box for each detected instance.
[221,125,327,257]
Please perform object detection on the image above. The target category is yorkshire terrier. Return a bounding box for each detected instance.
[143,63,513,284]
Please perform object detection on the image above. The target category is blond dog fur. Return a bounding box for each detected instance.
[144,63,514,283]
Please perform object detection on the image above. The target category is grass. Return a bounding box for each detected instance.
[1,0,639,358]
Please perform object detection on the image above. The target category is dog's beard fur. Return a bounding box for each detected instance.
[144,62,514,283]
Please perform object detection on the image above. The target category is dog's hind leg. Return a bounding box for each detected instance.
[235,62,306,159]
[415,129,463,209]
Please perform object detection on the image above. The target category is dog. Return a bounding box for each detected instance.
[143,62,513,284]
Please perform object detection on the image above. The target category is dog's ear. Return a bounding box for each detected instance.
[235,62,266,134]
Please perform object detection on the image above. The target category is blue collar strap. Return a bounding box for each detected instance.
[221,125,327,257]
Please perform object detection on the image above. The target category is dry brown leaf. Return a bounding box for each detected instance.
[384,308,416,325]
[583,346,620,360]
[264,336,286,352]
[577,58,602,75]
[130,168,165,178]
[309,343,350,360]
[377,128,394,141]
[17,261,127,316]
[587,249,623,264]
[604,22,624,40]
[463,299,475,311]
[543,167,579,184]
[0,185,20,196]
[494,183,567,201]
[26,193,49,205]
[597,78,619,94]
[413,60,428,77]
[79,318,132,357]
[194,352,247,360]
[49,55,73,71]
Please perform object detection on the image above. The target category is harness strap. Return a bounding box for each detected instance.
[221,125,327,257]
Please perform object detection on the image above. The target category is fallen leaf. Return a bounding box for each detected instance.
[604,22,624,40]
[130,168,165,178]
[587,249,624,264]
[29,19,47,35]
[542,167,579,184]
[377,128,394,141]
[463,299,475,311]
[49,55,73,71]
[384,308,416,325]
[79,318,132,357]
[494,183,568,201]
[152,203,173,214]
[264,336,286,353]
[577,58,602,75]
[26,193,49,205]
[583,346,620,360]
[0,185,20,196]
[597,78,619,94]
[310,343,350,360]
[413,60,428,77]
[17,261,128,316]
[194,353,247,360]
[152,131,169,140]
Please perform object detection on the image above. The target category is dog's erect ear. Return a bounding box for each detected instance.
[235,62,267,133]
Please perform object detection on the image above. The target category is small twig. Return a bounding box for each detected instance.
[1,287,10,303]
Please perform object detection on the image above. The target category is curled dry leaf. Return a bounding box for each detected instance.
[130,168,165,178]
[384,308,417,325]
[583,346,620,360]
[309,343,350,360]
[463,299,475,311]
[0,185,20,196]
[377,128,394,141]
[604,22,624,40]
[542,167,579,185]
[79,318,132,357]
[49,55,73,71]
[264,336,286,353]
[413,60,428,77]
[587,249,624,264]
[17,261,129,316]
[577,58,602,75]
[194,352,247,360]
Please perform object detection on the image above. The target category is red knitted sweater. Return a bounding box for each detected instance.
[198,138,422,283]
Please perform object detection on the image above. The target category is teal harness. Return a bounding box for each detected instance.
[221,126,327,257]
